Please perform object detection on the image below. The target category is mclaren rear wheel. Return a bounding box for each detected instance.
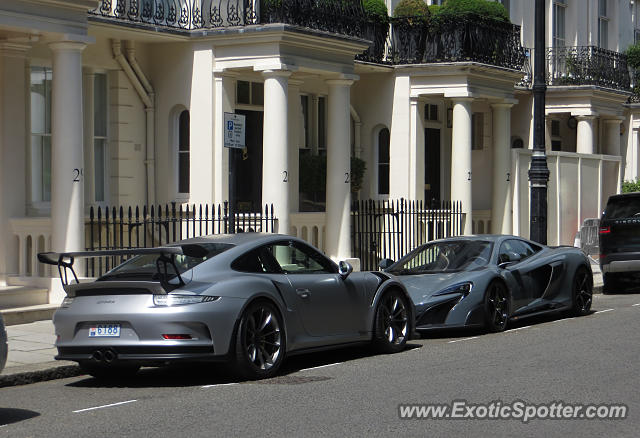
[572,266,593,316]
[484,281,509,333]
[372,290,409,354]
[232,300,285,380]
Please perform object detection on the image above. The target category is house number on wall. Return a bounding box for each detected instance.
[506,172,511,182]
[282,171,288,183]
[345,173,350,184]
[73,168,83,182]
[467,171,472,181]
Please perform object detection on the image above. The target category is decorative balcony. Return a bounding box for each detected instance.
[388,15,525,70]
[520,46,631,92]
[89,0,365,36]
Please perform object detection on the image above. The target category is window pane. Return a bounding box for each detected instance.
[318,97,326,149]
[30,67,47,135]
[599,0,607,16]
[378,164,389,195]
[42,136,51,202]
[251,82,264,106]
[179,111,189,152]
[378,129,390,162]
[301,95,309,148]
[94,138,105,202]
[179,152,189,193]
[237,80,250,105]
[94,73,107,137]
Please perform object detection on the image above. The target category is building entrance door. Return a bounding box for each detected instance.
[425,128,441,207]
[233,110,263,212]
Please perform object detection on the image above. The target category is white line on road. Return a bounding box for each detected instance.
[594,308,615,314]
[73,400,137,413]
[299,362,343,372]
[201,383,239,389]
[550,317,575,323]
[448,336,479,344]
[633,303,640,307]
[506,326,531,332]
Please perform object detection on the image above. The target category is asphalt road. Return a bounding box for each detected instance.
[1,292,639,437]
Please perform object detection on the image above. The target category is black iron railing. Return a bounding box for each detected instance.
[351,199,464,271]
[355,17,388,63]
[85,202,275,276]
[389,16,524,69]
[521,46,631,91]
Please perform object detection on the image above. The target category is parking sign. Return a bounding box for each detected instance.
[224,113,246,149]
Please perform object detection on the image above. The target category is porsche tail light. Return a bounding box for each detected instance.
[162,334,192,340]
[599,226,611,234]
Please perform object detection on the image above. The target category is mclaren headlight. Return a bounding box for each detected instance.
[153,294,220,306]
[432,282,473,297]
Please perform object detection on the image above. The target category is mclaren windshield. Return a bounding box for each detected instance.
[387,240,493,274]
[98,243,233,281]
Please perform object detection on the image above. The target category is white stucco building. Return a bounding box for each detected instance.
[1,0,638,316]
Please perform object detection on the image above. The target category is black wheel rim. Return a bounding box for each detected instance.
[243,306,282,371]
[487,284,508,329]
[575,270,592,312]
[379,293,408,345]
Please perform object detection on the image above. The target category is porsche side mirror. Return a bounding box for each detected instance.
[338,261,353,280]
[378,258,394,270]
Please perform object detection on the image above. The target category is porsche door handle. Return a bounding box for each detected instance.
[296,288,311,299]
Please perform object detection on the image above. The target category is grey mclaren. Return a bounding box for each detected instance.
[39,233,413,380]
[379,235,593,333]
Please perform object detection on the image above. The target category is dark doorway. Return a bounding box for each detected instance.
[233,110,263,212]
[424,128,441,207]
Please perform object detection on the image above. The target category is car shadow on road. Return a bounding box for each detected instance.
[0,408,40,426]
[65,343,423,389]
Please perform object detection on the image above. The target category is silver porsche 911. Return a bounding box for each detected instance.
[39,234,413,380]
[379,235,593,333]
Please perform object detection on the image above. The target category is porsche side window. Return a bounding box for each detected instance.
[270,244,333,274]
[231,247,281,274]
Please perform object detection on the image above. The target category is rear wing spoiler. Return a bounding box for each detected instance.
[37,244,209,292]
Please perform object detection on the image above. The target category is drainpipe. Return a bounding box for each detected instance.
[112,40,156,206]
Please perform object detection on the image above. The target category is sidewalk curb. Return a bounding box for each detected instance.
[0,363,83,388]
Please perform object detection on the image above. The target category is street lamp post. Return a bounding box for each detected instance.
[529,0,550,244]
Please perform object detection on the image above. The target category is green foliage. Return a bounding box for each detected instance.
[363,0,389,21]
[393,0,430,21]
[350,156,367,193]
[428,4,441,16]
[626,43,640,69]
[622,178,640,193]
[437,0,510,22]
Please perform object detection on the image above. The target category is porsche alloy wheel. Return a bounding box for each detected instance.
[484,281,509,332]
[572,267,593,316]
[234,301,285,379]
[373,290,409,353]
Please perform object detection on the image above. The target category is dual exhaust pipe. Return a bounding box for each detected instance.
[92,349,117,364]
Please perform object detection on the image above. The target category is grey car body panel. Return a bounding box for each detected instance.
[50,233,411,365]
[386,235,591,331]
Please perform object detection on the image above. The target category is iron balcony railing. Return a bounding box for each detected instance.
[90,0,365,36]
[520,46,631,91]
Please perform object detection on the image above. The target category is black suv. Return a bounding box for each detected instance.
[599,192,640,293]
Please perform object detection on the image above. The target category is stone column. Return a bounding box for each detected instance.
[212,70,234,206]
[491,103,514,234]
[409,98,424,201]
[603,118,622,156]
[49,40,86,254]
[451,98,473,235]
[82,67,95,207]
[576,115,596,154]
[325,79,354,260]
[288,79,303,220]
[262,70,291,234]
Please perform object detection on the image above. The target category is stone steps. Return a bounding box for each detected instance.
[0,303,59,326]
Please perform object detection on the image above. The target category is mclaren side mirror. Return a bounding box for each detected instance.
[338,261,353,280]
[378,258,394,271]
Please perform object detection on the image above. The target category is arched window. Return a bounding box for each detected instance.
[178,110,190,194]
[377,128,390,195]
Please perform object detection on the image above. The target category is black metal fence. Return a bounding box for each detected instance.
[351,199,464,271]
[85,202,275,276]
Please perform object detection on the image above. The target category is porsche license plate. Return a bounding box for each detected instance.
[89,324,121,337]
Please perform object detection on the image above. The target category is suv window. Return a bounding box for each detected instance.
[603,197,640,219]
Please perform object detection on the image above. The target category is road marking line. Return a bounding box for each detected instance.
[594,308,615,314]
[448,336,479,344]
[299,362,343,372]
[633,303,640,307]
[507,326,531,332]
[550,317,575,323]
[201,382,239,389]
[73,399,137,413]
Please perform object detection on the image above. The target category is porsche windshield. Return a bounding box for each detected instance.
[388,240,493,274]
[98,243,234,281]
